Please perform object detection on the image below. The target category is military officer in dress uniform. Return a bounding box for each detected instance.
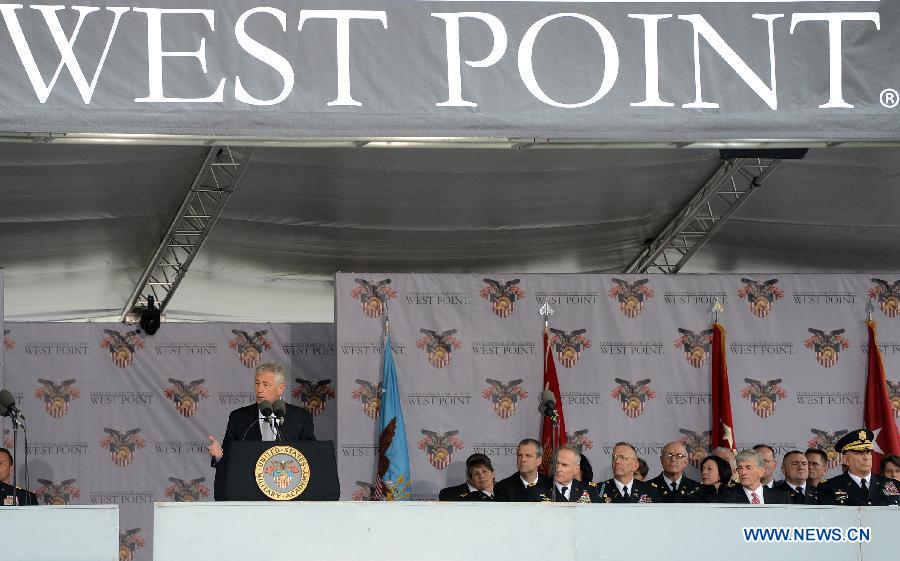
[494,439,551,502]
[647,441,701,502]
[438,453,495,501]
[536,445,601,503]
[817,429,900,506]
[0,448,38,506]
[597,442,663,503]
[773,450,818,504]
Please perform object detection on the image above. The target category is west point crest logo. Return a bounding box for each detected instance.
[737,278,784,318]
[416,329,463,368]
[678,428,711,470]
[99,428,145,468]
[164,378,209,417]
[610,378,656,419]
[888,380,900,419]
[292,378,336,417]
[35,378,80,418]
[119,528,146,561]
[608,278,655,318]
[549,328,591,368]
[164,477,210,502]
[481,278,525,318]
[566,429,594,454]
[869,278,900,318]
[418,429,464,470]
[351,379,382,420]
[350,278,397,319]
[2,329,13,350]
[740,378,787,418]
[482,378,528,419]
[808,429,849,470]
[804,328,850,368]
[228,329,273,368]
[100,329,144,368]
[674,328,713,368]
[35,478,80,505]
[266,460,300,489]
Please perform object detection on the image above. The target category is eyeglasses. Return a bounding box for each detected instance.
[662,453,687,460]
[611,455,636,462]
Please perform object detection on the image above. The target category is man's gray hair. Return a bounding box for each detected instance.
[712,446,737,469]
[519,438,543,459]
[735,449,765,469]
[555,445,581,464]
[255,362,286,386]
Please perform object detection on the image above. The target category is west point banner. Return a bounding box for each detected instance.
[0,2,898,141]
[337,273,900,500]
[0,322,335,561]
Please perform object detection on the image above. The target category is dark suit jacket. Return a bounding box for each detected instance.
[493,472,551,502]
[816,473,900,506]
[0,481,38,506]
[647,474,702,503]
[773,480,818,504]
[213,402,316,500]
[438,482,493,501]
[536,479,602,503]
[596,478,663,503]
[716,485,791,504]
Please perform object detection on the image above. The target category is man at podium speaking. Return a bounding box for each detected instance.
[208,363,316,500]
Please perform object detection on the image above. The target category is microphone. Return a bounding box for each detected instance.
[259,400,273,418]
[538,385,557,418]
[0,389,25,428]
[272,400,286,427]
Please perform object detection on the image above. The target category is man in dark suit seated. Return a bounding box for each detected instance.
[439,453,495,501]
[597,442,662,503]
[208,363,316,500]
[535,445,600,502]
[647,441,701,503]
[773,450,817,504]
[0,447,37,506]
[494,439,551,502]
[817,429,900,506]
[717,449,790,504]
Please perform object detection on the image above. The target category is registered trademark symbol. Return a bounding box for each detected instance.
[880,88,899,108]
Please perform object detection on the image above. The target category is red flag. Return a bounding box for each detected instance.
[865,320,900,473]
[540,331,567,474]
[711,323,736,452]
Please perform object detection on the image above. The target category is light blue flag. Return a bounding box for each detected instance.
[375,333,411,500]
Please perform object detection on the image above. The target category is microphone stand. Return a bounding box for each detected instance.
[11,414,22,505]
[550,408,559,503]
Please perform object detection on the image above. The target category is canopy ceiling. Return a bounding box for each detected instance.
[1,143,898,322]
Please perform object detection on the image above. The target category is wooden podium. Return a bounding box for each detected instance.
[223,441,339,501]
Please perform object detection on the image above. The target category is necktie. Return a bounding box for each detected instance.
[796,487,805,499]
[622,486,629,500]
[671,482,678,493]
[861,478,869,494]
[751,491,760,504]
[560,486,568,499]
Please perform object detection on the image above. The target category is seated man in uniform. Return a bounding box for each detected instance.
[817,429,900,506]
[648,441,701,502]
[537,445,600,502]
[438,453,495,501]
[773,450,817,504]
[0,447,37,506]
[597,442,662,503]
[805,448,829,489]
[494,438,551,502]
[717,449,790,504]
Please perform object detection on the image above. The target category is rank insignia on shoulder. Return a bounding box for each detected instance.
[588,481,598,487]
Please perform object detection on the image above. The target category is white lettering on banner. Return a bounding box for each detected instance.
[433,12,507,107]
[134,8,225,103]
[627,13,674,108]
[789,12,880,109]
[679,13,783,110]
[518,13,619,108]
[235,7,294,106]
[297,10,388,107]
[0,5,129,104]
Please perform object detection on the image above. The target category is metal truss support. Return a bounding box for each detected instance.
[625,152,797,274]
[120,146,255,320]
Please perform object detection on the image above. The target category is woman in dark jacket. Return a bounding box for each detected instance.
[697,455,733,502]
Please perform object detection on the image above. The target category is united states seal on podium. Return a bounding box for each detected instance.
[255,446,311,500]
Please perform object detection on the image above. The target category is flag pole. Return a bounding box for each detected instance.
[539,300,558,501]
